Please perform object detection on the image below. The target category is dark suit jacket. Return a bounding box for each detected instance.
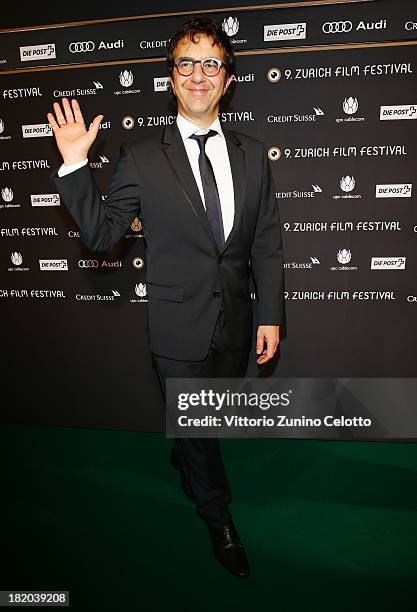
[51,122,285,360]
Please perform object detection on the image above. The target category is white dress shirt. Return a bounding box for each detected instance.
[57,113,235,240]
[175,113,234,241]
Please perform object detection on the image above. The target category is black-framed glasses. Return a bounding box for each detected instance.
[174,57,225,77]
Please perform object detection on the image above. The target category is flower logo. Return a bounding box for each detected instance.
[119,70,134,87]
[222,16,239,37]
[343,97,358,115]
[11,252,23,266]
[2,187,13,202]
[135,283,147,297]
[340,176,355,193]
[337,249,351,264]
[131,218,142,232]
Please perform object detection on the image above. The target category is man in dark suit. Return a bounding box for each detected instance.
[48,16,284,578]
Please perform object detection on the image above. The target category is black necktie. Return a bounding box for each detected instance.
[189,130,225,250]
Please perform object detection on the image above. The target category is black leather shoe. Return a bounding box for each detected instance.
[206,521,250,577]
[170,448,196,502]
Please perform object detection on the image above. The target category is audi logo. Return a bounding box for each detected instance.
[78,259,98,268]
[322,21,353,34]
[69,41,95,53]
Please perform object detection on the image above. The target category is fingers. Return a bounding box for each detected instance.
[71,98,102,129]
[52,100,66,126]
[51,98,77,126]
[47,112,59,134]
[265,340,276,359]
[256,334,264,355]
[62,97,75,123]
[88,114,104,141]
[48,97,100,134]
[89,114,104,131]
[71,98,85,124]
[48,98,81,133]
[256,327,280,364]
[256,331,277,354]
[256,345,274,364]
[256,350,268,365]
[256,331,267,364]
[256,348,275,364]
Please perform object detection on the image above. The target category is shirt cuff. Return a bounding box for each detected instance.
[57,159,88,177]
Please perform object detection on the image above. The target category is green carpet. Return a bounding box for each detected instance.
[1,425,417,611]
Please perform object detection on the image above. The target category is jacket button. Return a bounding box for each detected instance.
[213,291,221,298]
[218,255,223,263]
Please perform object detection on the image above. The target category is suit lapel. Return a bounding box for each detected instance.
[222,128,245,254]
[161,122,246,255]
[162,122,219,252]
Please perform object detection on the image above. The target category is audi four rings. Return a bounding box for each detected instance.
[322,21,353,33]
[69,41,95,53]
[78,260,99,268]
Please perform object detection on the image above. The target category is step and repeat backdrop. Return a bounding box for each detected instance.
[1,0,416,435]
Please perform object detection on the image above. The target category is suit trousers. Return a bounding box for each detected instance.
[152,307,250,527]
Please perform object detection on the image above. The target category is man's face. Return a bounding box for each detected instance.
[170,33,234,123]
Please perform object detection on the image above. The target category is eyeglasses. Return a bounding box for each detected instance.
[174,57,225,77]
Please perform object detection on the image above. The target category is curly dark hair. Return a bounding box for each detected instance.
[166,15,236,78]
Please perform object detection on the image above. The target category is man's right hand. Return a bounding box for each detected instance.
[47,97,103,166]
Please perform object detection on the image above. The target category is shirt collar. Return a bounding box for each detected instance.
[176,113,224,141]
